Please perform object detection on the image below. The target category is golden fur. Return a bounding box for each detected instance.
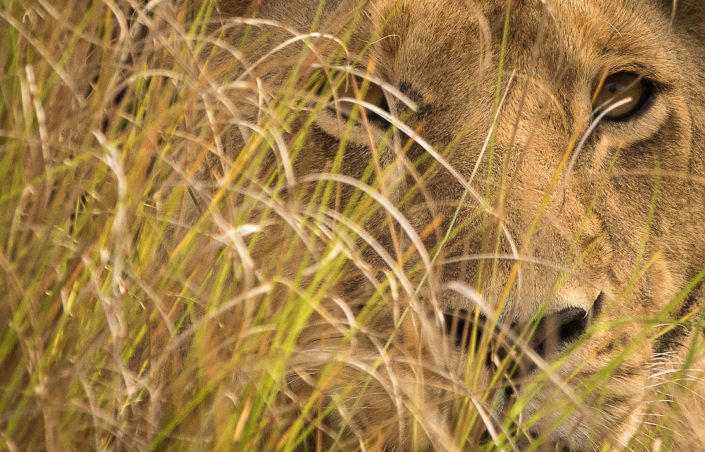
[207,0,705,449]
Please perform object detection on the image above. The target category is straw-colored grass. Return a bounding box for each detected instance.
[1,1,704,450]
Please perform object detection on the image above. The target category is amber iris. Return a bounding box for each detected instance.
[593,72,650,120]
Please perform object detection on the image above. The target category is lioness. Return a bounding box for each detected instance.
[208,0,705,449]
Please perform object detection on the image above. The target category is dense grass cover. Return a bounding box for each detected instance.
[2,1,705,450]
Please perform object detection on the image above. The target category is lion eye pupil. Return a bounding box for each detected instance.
[593,71,653,121]
[327,74,390,128]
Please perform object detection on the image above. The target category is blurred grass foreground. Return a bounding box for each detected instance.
[2,1,705,451]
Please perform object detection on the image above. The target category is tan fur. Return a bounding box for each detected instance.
[210,0,705,449]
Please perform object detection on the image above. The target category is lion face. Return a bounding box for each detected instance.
[222,0,705,449]
[351,1,705,445]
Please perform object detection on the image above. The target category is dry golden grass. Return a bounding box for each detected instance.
[1,1,704,450]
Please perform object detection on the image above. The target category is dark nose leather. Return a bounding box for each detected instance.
[530,307,589,358]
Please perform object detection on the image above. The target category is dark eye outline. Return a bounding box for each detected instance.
[320,72,392,129]
[592,71,657,122]
[317,69,391,130]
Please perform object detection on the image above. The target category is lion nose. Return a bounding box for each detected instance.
[531,307,589,358]
[554,307,590,344]
[442,300,597,363]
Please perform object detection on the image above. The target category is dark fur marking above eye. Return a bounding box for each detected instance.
[398,80,432,117]
[398,81,421,102]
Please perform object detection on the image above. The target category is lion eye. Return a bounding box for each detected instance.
[592,72,653,121]
[327,74,390,128]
